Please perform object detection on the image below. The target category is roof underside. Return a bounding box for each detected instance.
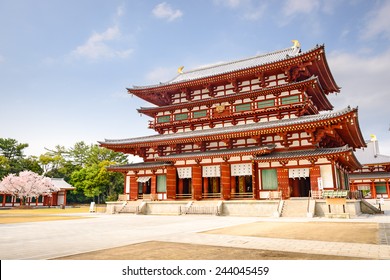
[155,145,275,161]
[254,145,362,170]
[127,44,340,106]
[138,76,333,117]
[99,106,365,149]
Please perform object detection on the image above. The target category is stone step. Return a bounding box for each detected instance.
[281,200,308,217]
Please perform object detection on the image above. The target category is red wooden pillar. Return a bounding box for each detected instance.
[151,175,157,195]
[166,166,177,200]
[192,165,202,200]
[123,173,127,196]
[371,180,376,198]
[252,161,259,199]
[178,179,184,195]
[203,177,209,195]
[230,176,236,195]
[310,166,321,192]
[129,175,138,200]
[2,194,6,207]
[277,168,289,199]
[386,180,390,198]
[221,162,231,200]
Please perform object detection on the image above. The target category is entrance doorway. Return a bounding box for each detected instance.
[289,177,310,197]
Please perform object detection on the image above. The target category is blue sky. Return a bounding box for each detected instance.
[1,0,390,158]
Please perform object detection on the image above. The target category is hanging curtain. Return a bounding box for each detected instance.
[288,168,310,179]
[231,163,252,176]
[202,165,221,177]
[177,167,192,179]
[136,176,151,183]
[261,169,278,190]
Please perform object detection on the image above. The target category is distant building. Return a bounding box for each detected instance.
[0,178,75,207]
[350,136,390,198]
[100,42,366,201]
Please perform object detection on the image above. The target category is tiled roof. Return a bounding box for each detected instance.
[354,140,390,165]
[51,178,75,190]
[108,161,173,171]
[100,107,355,146]
[253,145,353,161]
[131,45,305,89]
[349,172,390,180]
[138,76,328,114]
[155,145,276,160]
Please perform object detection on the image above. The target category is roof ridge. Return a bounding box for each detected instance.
[131,44,324,89]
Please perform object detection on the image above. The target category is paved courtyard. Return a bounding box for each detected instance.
[1,208,390,260]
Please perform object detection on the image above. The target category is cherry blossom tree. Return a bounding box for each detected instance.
[0,171,60,205]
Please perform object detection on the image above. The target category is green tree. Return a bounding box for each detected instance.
[70,160,123,203]
[0,138,38,177]
[0,138,28,160]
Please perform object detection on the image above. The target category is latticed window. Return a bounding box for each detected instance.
[375,183,387,194]
[257,99,275,109]
[174,113,188,121]
[280,95,299,105]
[235,103,251,112]
[193,110,207,118]
[157,175,167,192]
[157,115,170,123]
[261,169,278,190]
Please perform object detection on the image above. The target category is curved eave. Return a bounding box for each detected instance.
[310,47,340,94]
[335,108,366,149]
[306,78,333,111]
[107,161,173,172]
[138,76,327,117]
[254,146,362,171]
[155,145,276,161]
[128,45,330,105]
[100,107,360,150]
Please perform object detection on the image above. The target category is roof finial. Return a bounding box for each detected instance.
[178,66,184,74]
[291,40,300,49]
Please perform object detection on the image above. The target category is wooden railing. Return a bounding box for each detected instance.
[202,193,221,199]
[231,192,254,199]
[175,194,192,199]
[259,191,282,200]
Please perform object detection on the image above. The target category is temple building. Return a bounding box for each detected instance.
[99,42,366,201]
[350,135,390,199]
[1,178,75,207]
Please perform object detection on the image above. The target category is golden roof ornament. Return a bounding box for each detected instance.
[177,66,184,74]
[291,40,300,49]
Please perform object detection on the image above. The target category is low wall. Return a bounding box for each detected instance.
[144,201,188,215]
[314,200,361,217]
[106,199,374,218]
[221,200,280,217]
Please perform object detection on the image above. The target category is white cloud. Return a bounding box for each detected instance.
[360,0,390,40]
[243,3,267,20]
[282,0,320,16]
[328,48,390,153]
[71,25,133,60]
[152,2,183,22]
[214,0,247,8]
[116,5,125,17]
[145,67,176,84]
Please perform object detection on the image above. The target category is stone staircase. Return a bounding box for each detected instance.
[280,199,309,217]
[180,200,222,215]
[113,201,144,214]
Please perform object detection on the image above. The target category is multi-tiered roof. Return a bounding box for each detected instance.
[100,43,364,164]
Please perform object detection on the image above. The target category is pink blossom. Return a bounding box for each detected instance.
[0,171,60,201]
